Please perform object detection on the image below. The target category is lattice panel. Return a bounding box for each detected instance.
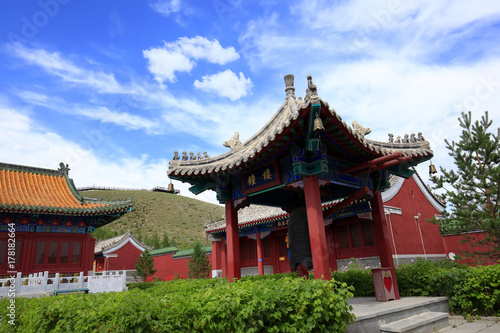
[35,241,46,265]
[14,240,22,267]
[72,241,81,263]
[47,241,58,264]
[60,241,70,264]
[350,223,362,248]
[0,240,6,266]
[362,220,375,247]
[339,225,349,249]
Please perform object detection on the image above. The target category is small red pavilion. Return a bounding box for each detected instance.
[0,162,132,276]
[168,75,434,298]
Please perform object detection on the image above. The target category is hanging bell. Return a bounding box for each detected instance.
[167,182,175,193]
[313,116,325,133]
[429,163,437,175]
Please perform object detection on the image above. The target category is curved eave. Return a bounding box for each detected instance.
[206,212,289,234]
[168,97,434,183]
[0,202,132,216]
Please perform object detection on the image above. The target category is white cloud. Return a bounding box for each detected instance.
[16,90,160,134]
[143,36,240,85]
[7,43,124,94]
[173,36,240,65]
[150,0,181,17]
[194,69,253,100]
[0,106,220,205]
[143,47,194,84]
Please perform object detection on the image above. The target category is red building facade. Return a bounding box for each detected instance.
[94,232,150,272]
[0,162,132,276]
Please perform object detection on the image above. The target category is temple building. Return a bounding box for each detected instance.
[168,74,435,298]
[94,231,151,272]
[0,162,132,276]
[205,171,448,278]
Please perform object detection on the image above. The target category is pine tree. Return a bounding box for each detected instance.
[187,242,211,279]
[431,111,499,263]
[134,249,157,281]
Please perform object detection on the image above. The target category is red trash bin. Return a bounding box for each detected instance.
[371,268,395,301]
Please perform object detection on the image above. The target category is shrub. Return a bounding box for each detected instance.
[0,275,355,332]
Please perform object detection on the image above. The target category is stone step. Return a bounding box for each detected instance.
[380,312,449,333]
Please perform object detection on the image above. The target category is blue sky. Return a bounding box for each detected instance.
[1,0,500,205]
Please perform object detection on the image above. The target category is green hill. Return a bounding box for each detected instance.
[82,190,224,250]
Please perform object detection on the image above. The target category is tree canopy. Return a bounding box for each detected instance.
[187,242,211,279]
[134,249,157,281]
[432,111,499,263]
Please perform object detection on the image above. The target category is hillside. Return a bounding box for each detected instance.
[82,190,224,250]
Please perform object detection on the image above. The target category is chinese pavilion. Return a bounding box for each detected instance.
[0,162,132,276]
[168,75,433,298]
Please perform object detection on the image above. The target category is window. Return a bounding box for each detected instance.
[263,237,271,258]
[60,242,70,263]
[0,241,6,266]
[335,220,376,258]
[72,242,81,263]
[35,241,46,265]
[350,224,362,248]
[248,240,256,260]
[33,239,83,266]
[362,221,375,246]
[47,242,58,264]
[339,225,349,249]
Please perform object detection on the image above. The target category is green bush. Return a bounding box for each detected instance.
[331,269,374,297]
[0,275,355,332]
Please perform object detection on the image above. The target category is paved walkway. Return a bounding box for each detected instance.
[439,317,500,333]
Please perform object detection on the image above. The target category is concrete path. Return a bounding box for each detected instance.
[439,317,500,332]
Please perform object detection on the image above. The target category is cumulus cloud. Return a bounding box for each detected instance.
[143,36,240,85]
[143,47,194,85]
[194,69,253,100]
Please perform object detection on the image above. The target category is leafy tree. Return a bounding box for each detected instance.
[134,249,157,281]
[431,111,499,263]
[187,242,211,279]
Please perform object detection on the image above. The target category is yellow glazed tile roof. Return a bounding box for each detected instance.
[0,164,132,216]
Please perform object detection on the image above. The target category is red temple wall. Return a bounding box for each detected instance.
[442,232,496,265]
[384,177,446,255]
[152,253,213,281]
[105,240,144,271]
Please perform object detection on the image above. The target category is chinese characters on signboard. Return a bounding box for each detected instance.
[243,163,279,193]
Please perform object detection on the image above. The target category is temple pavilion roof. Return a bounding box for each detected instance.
[0,162,133,216]
[169,75,432,181]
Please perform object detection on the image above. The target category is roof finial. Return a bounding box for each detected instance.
[305,75,318,103]
[284,74,295,98]
[58,162,70,176]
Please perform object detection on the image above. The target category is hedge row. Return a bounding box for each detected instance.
[332,259,499,316]
[0,276,355,333]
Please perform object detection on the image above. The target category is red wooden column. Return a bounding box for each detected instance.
[225,199,241,280]
[256,232,264,275]
[371,190,400,299]
[220,239,227,278]
[303,175,331,280]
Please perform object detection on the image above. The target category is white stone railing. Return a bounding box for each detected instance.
[0,271,127,297]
